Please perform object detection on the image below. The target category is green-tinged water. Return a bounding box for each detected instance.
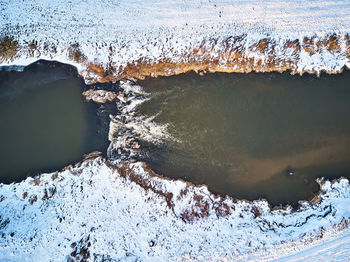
[2,60,350,206]
[0,61,109,183]
[138,71,350,206]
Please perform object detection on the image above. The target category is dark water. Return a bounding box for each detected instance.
[0,61,109,183]
[138,71,350,206]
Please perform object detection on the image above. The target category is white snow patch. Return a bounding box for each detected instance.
[1,0,350,260]
[0,158,349,261]
[1,0,350,82]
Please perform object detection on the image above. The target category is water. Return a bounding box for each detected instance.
[138,71,350,206]
[0,61,109,183]
[2,61,350,207]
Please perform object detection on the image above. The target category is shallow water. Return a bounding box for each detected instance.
[138,71,350,206]
[0,61,109,183]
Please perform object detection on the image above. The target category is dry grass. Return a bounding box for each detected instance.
[51,172,59,181]
[106,161,174,209]
[68,43,86,63]
[215,202,231,217]
[284,39,301,52]
[302,36,316,55]
[33,177,41,186]
[180,193,211,223]
[28,195,38,205]
[251,38,269,53]
[0,36,18,62]
[42,187,57,201]
[326,34,340,51]
[251,206,262,218]
[69,235,91,261]
[22,192,28,199]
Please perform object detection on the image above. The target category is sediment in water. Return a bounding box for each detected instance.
[1,0,350,259]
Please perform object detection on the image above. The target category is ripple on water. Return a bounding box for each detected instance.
[136,71,350,206]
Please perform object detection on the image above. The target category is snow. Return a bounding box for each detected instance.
[1,0,350,260]
[0,157,349,261]
[276,231,350,261]
[1,0,350,82]
[82,89,118,103]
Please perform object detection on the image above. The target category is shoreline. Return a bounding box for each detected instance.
[0,65,350,259]
[1,33,350,84]
[1,63,348,210]
[1,155,350,260]
[1,34,350,262]
[1,0,350,260]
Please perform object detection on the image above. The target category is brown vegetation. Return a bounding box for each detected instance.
[103,34,347,82]
[345,34,350,57]
[284,39,301,52]
[105,161,174,209]
[69,235,91,261]
[28,195,38,205]
[22,192,28,199]
[325,34,340,51]
[180,193,211,223]
[42,187,57,200]
[51,172,59,181]
[250,38,269,53]
[68,43,86,63]
[310,196,322,205]
[1,33,349,84]
[32,177,41,186]
[251,206,262,218]
[0,36,18,62]
[302,36,316,55]
[215,202,231,217]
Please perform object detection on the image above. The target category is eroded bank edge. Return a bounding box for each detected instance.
[1,34,350,258]
[1,60,349,216]
[1,33,350,84]
[1,154,349,260]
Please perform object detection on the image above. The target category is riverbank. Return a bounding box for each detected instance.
[0,156,349,260]
[1,1,350,83]
[1,0,350,260]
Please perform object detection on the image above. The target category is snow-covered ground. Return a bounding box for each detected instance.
[1,0,350,82]
[1,0,350,260]
[0,157,350,261]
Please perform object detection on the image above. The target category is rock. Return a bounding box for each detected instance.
[82,89,118,103]
[117,92,128,102]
